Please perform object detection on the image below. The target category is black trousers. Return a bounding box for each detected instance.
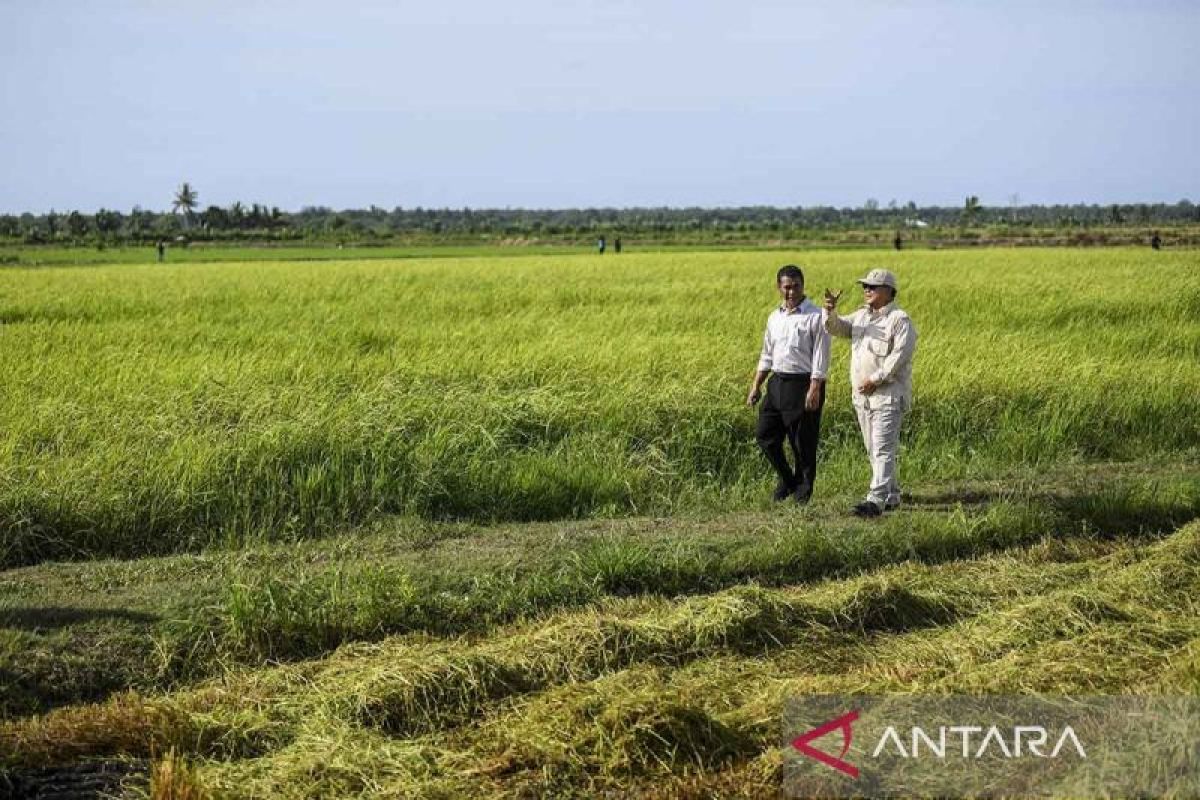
[755,372,825,498]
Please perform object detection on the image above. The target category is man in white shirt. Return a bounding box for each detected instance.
[823,268,918,518]
[747,265,831,504]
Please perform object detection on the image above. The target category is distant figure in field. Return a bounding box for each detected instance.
[823,269,917,518]
[597,236,606,255]
[893,232,903,251]
[156,240,165,262]
[614,238,622,254]
[746,265,830,505]
[1151,231,1162,250]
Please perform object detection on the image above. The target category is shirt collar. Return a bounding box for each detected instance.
[868,301,896,317]
[778,297,810,314]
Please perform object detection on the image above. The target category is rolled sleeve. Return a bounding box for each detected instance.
[811,322,831,380]
[756,325,773,372]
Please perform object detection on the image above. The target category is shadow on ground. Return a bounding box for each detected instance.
[0,607,158,631]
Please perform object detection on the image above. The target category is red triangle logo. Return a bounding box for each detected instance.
[791,709,860,779]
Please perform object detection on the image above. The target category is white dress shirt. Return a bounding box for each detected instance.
[757,298,831,379]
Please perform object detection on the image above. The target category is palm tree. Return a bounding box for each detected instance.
[229,201,246,230]
[172,183,198,227]
[962,195,982,225]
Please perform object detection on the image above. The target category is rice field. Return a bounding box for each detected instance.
[1,248,1197,567]
[1,247,1199,798]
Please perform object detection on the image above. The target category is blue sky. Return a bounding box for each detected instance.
[1,0,1196,213]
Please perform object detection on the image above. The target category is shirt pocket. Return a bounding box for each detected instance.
[866,330,893,357]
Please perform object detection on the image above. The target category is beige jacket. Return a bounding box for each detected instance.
[824,303,917,410]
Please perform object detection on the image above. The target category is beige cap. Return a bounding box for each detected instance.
[857,268,898,290]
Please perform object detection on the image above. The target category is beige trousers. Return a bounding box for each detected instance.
[855,403,904,507]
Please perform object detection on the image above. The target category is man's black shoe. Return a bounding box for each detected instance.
[851,501,883,518]
[794,485,813,505]
[884,500,901,511]
[772,480,796,502]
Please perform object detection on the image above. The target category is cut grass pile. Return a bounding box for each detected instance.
[2,248,1198,566]
[216,465,1198,665]
[4,462,1196,719]
[3,510,1196,797]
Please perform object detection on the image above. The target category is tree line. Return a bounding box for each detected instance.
[3,193,1198,246]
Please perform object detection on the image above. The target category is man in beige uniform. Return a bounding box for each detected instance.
[823,268,917,518]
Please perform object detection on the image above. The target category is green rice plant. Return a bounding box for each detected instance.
[223,566,421,659]
[1,248,1197,569]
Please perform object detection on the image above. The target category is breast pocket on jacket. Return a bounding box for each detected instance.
[866,330,893,357]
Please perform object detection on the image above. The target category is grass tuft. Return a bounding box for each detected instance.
[150,748,210,800]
